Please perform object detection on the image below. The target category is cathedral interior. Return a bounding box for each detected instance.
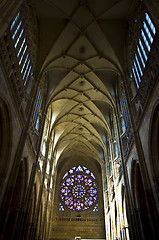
[0,0,159,239]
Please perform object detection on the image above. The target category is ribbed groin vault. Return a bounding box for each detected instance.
[0,0,159,240]
[37,0,124,238]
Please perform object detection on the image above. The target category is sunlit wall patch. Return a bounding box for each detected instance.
[60,165,98,211]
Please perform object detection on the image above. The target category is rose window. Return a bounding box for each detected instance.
[60,165,98,211]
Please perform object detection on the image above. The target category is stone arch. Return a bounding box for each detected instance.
[121,185,130,240]
[131,160,153,240]
[51,160,106,239]
[3,157,29,240]
[37,203,43,240]
[31,183,37,223]
[149,102,159,201]
[109,215,112,240]
[0,97,12,205]
[121,185,126,225]
[27,182,37,240]
[0,0,23,38]
[114,200,118,237]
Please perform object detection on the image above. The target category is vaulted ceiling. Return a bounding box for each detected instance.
[30,0,135,165]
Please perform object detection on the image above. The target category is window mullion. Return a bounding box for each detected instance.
[137,46,145,68]
[133,60,141,84]
[12,20,22,40]
[143,21,153,44]
[10,12,20,31]
[14,28,24,49]
[141,29,151,52]
[19,45,28,65]
[132,66,139,89]
[135,54,143,77]
[142,24,152,46]
[140,37,149,59]
[139,39,148,62]
[24,65,32,86]
[21,53,29,73]
[17,37,26,58]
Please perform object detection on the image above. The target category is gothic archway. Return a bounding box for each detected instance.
[131,161,153,240]
[51,161,106,240]
[0,97,12,205]
[3,158,28,240]
[149,103,159,202]
[121,185,130,240]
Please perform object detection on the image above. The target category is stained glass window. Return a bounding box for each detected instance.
[59,202,64,211]
[60,165,98,211]
[93,203,99,212]
[130,12,156,89]
[10,12,33,87]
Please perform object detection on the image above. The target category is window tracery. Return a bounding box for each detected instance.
[32,86,43,132]
[10,11,34,87]
[60,165,98,211]
[130,11,156,89]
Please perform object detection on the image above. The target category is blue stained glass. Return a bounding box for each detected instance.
[69,169,74,174]
[141,29,150,52]
[65,200,69,205]
[91,172,96,179]
[77,206,81,210]
[145,13,156,35]
[63,172,68,179]
[76,165,83,172]
[59,203,64,211]
[93,203,98,212]
[10,12,20,31]
[60,166,97,211]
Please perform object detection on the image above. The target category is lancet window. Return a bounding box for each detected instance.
[32,87,42,131]
[130,12,156,88]
[10,11,33,87]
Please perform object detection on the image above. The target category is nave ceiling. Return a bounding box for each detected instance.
[30,0,135,166]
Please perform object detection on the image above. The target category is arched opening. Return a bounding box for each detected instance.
[121,185,130,240]
[0,98,12,205]
[3,158,28,240]
[131,161,153,240]
[27,183,37,240]
[51,162,106,240]
[109,216,112,240]
[149,103,159,202]
[114,201,118,237]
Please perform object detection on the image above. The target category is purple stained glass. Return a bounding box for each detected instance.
[60,166,98,211]
[69,169,74,174]
[59,202,64,211]
[93,203,98,212]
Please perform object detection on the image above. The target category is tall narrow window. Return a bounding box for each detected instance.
[109,161,113,176]
[33,87,42,132]
[131,12,156,88]
[120,91,129,128]
[10,12,33,87]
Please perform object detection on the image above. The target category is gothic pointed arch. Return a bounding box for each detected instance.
[3,157,29,240]
[149,102,159,202]
[131,160,154,240]
[0,97,12,205]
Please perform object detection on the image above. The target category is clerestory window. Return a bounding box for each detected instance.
[32,87,42,131]
[10,11,33,87]
[131,12,156,89]
[120,91,129,131]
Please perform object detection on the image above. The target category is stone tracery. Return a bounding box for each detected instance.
[60,165,98,211]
